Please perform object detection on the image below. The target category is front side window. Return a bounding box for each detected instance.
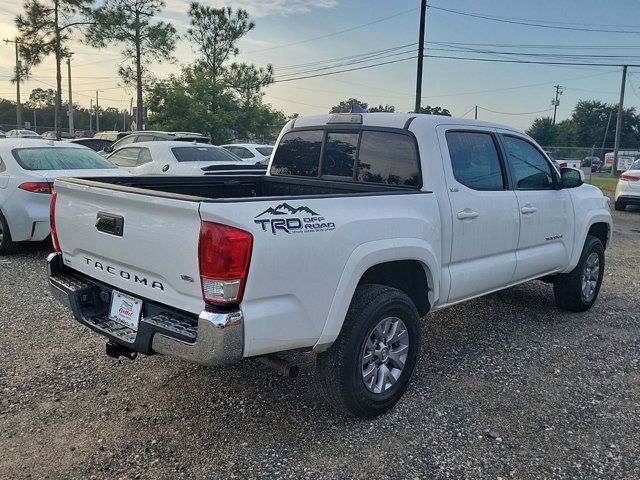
[172,146,240,163]
[108,147,140,167]
[271,130,323,177]
[13,147,117,170]
[323,132,358,177]
[503,136,555,190]
[357,131,419,186]
[446,131,504,190]
[113,135,136,150]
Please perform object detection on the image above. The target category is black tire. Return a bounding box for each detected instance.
[554,235,605,312]
[614,200,626,211]
[0,211,16,255]
[316,284,421,418]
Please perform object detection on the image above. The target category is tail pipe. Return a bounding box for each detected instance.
[259,355,300,378]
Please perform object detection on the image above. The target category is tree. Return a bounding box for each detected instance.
[330,98,368,113]
[16,0,94,139]
[87,0,177,131]
[413,105,451,116]
[187,4,254,80]
[369,104,395,113]
[26,88,56,109]
[527,117,556,146]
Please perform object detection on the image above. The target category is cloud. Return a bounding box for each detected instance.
[163,0,338,17]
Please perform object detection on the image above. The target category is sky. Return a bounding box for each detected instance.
[1,0,640,131]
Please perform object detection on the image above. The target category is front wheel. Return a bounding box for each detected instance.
[316,284,421,418]
[0,212,15,255]
[553,235,605,312]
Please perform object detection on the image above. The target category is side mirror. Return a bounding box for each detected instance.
[103,145,113,153]
[560,167,584,188]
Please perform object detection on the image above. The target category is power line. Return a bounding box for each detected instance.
[427,4,640,34]
[422,53,640,68]
[477,106,555,116]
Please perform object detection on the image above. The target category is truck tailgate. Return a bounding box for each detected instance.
[54,180,204,314]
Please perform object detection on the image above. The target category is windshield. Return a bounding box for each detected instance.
[171,146,241,162]
[256,146,273,156]
[13,147,117,170]
[631,159,640,170]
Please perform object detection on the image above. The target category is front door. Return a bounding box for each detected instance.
[438,127,520,303]
[499,133,575,280]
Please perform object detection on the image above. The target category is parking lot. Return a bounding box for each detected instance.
[0,206,638,479]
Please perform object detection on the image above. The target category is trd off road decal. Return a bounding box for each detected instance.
[254,203,336,235]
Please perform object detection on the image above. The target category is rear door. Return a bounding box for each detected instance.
[54,180,205,314]
[499,133,575,280]
[438,126,519,303]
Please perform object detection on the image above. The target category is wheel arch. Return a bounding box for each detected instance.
[313,239,440,351]
[563,211,612,273]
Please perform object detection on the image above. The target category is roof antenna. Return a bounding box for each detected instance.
[350,104,368,114]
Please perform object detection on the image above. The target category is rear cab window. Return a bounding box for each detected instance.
[270,128,420,187]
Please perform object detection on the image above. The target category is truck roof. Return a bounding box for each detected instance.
[293,113,521,133]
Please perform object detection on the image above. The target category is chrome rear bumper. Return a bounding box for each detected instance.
[48,253,243,366]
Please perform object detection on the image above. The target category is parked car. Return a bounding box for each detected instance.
[69,137,114,152]
[0,139,126,254]
[100,131,210,155]
[48,113,611,418]
[582,156,602,172]
[105,141,263,175]
[6,129,40,138]
[614,158,640,211]
[42,131,73,140]
[222,143,274,164]
[93,131,129,143]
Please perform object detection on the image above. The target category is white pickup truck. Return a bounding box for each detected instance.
[49,113,612,418]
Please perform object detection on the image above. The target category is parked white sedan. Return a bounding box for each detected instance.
[0,139,124,254]
[221,143,273,164]
[106,141,249,175]
[614,159,640,211]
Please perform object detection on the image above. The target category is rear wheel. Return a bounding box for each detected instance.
[614,200,626,211]
[553,235,604,312]
[0,212,15,255]
[316,284,421,418]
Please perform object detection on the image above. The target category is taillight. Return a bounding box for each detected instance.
[620,174,639,182]
[50,192,61,253]
[19,182,53,194]
[198,222,253,305]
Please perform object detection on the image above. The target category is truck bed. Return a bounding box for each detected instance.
[59,174,417,202]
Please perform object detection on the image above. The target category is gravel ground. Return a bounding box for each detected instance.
[1,207,639,479]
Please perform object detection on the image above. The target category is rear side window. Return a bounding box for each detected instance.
[271,130,323,177]
[231,147,254,159]
[172,146,240,163]
[357,131,419,186]
[138,148,152,165]
[503,136,555,190]
[13,147,117,170]
[446,131,505,190]
[256,146,273,156]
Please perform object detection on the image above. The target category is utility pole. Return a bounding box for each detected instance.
[95,90,100,132]
[33,109,36,131]
[67,55,74,136]
[89,99,93,132]
[414,0,427,113]
[612,65,627,178]
[4,38,23,127]
[474,105,478,120]
[551,84,563,125]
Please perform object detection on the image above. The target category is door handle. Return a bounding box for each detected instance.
[457,209,479,220]
[521,204,538,215]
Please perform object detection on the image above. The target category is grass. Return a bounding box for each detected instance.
[586,176,618,195]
